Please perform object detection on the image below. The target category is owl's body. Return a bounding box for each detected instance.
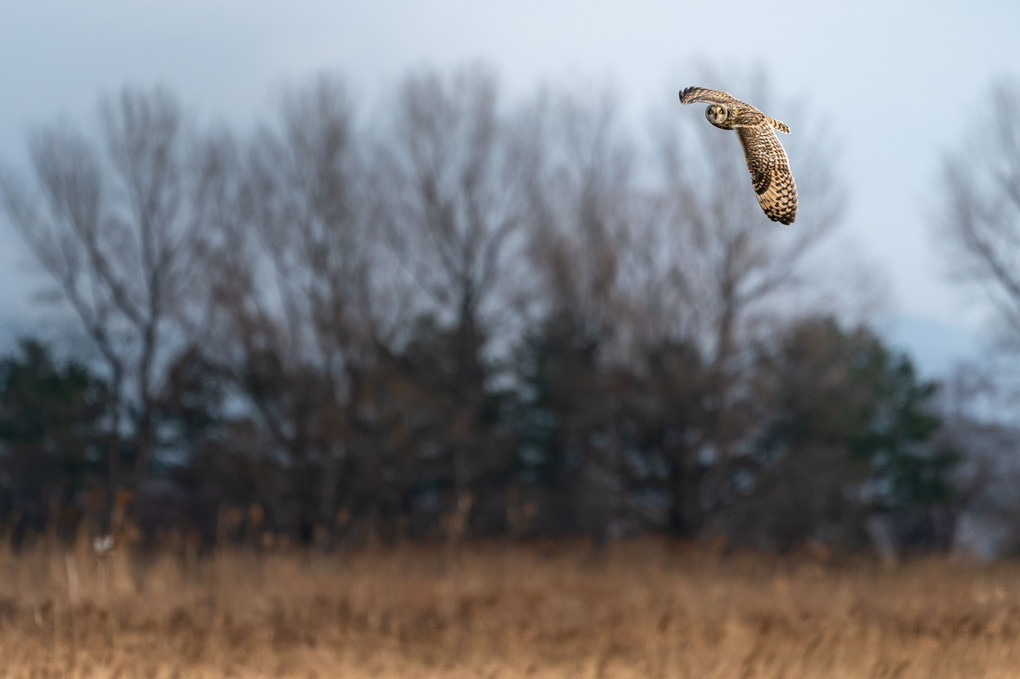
[679,86,797,225]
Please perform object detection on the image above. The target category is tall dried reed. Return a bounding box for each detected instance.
[1,534,1018,678]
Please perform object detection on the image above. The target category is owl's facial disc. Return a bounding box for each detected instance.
[705,104,727,125]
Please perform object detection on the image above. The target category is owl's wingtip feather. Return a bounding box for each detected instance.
[678,86,698,104]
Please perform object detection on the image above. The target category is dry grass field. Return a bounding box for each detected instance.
[2,536,1020,678]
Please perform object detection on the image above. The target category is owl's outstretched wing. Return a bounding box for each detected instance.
[679,87,745,107]
[736,125,798,224]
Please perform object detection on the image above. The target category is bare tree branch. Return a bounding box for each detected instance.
[936,78,1020,345]
[1,86,205,489]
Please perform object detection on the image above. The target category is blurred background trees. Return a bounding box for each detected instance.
[931,78,1020,556]
[0,66,972,555]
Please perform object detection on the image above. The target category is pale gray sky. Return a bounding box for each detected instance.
[2,0,1018,371]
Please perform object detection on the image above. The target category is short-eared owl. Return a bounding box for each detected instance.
[679,86,797,224]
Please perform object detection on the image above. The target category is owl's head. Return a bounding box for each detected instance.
[705,104,729,127]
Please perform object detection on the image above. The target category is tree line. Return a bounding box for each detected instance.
[0,65,988,553]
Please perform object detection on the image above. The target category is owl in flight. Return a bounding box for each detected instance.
[679,86,797,224]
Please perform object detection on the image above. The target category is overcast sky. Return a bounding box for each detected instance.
[2,1,1018,371]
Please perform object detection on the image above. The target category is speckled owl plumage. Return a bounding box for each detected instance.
[679,86,797,225]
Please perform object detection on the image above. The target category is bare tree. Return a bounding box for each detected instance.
[512,84,646,540]
[519,85,636,350]
[1,86,204,493]
[936,78,1020,349]
[927,79,1020,554]
[375,65,530,501]
[193,75,386,537]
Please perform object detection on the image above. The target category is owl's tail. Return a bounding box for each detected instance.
[770,118,791,134]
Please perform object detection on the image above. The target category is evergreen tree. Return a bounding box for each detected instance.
[0,339,108,539]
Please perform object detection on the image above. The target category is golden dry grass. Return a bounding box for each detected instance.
[1,536,1020,678]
